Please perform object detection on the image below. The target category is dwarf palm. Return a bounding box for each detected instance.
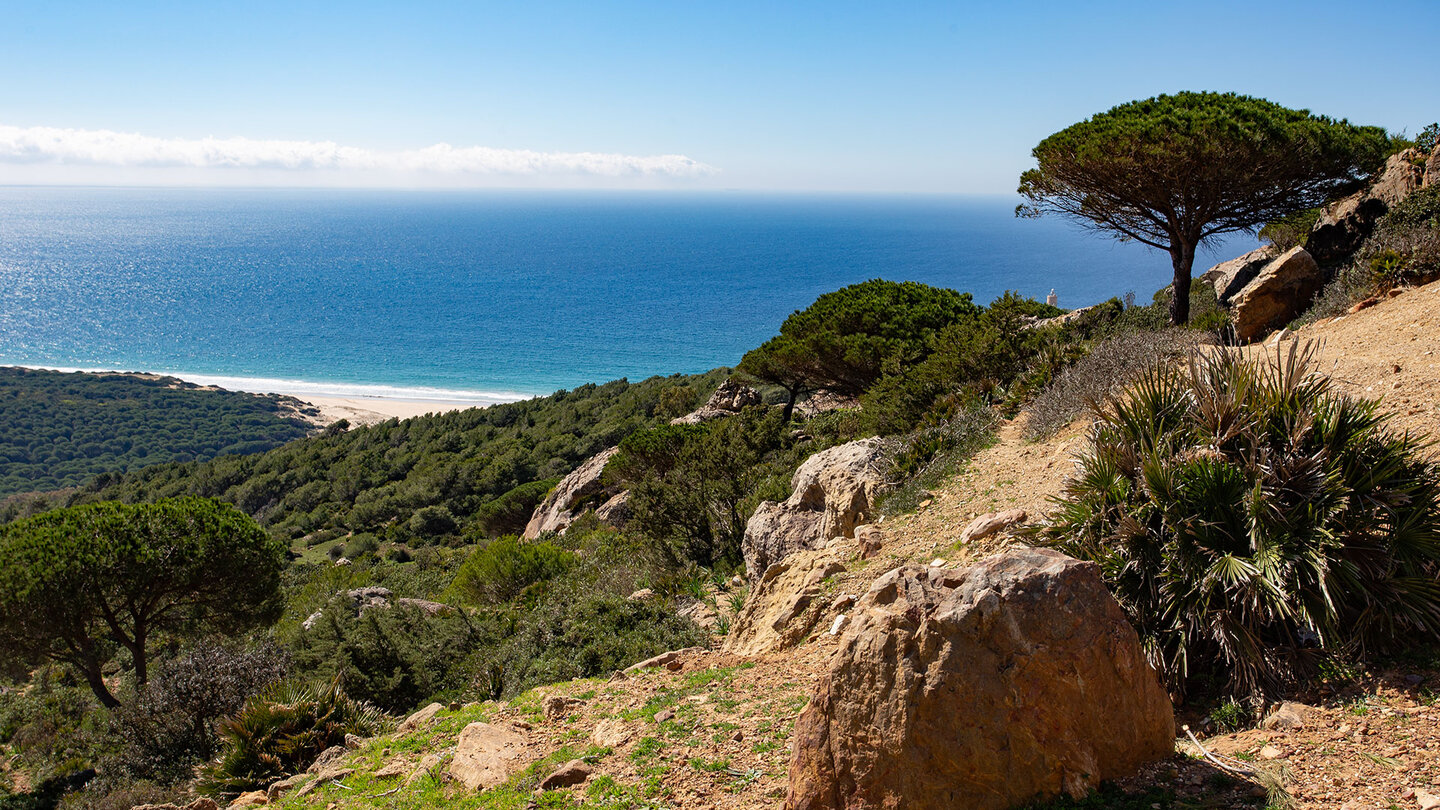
[1038,342,1440,700]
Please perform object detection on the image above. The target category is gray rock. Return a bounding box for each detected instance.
[1199,246,1275,303]
[670,379,764,425]
[538,759,594,790]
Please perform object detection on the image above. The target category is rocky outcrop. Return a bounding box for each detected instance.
[449,722,529,791]
[723,549,847,656]
[594,491,630,528]
[523,447,619,538]
[301,587,449,630]
[741,439,888,579]
[671,379,764,425]
[1308,148,1426,264]
[794,390,861,419]
[1198,246,1275,303]
[786,548,1174,810]
[1427,149,1439,188]
[1229,246,1323,342]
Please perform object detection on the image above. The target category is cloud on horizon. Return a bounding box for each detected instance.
[0,124,717,180]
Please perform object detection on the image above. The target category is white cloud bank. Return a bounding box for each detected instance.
[0,124,717,184]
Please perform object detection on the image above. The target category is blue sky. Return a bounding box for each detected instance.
[1,0,1436,191]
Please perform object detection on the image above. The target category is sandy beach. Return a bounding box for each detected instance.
[298,394,499,426]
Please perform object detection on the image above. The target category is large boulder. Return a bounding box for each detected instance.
[723,549,847,656]
[1426,148,1439,189]
[448,722,529,791]
[670,379,764,425]
[1229,246,1323,342]
[1308,148,1426,264]
[741,439,888,579]
[523,447,619,538]
[786,548,1174,810]
[1198,246,1274,303]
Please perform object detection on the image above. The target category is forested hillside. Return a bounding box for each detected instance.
[31,371,728,546]
[0,368,317,498]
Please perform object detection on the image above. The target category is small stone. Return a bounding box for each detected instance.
[539,759,594,790]
[731,730,744,742]
[830,614,848,635]
[665,659,684,671]
[654,709,675,723]
[929,558,946,567]
[1259,745,1284,760]
[918,499,933,509]
[449,701,462,711]
[628,588,655,601]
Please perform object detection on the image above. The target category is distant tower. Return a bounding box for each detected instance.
[1046,288,1058,307]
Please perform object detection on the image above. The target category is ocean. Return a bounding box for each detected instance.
[0,187,1255,402]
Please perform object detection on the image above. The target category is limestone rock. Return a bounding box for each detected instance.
[266,775,310,803]
[1198,246,1275,303]
[671,379,764,425]
[306,745,348,775]
[539,759,594,790]
[676,597,719,630]
[591,718,632,748]
[542,695,584,720]
[449,722,529,791]
[594,491,631,528]
[1427,148,1440,188]
[959,509,1028,545]
[793,390,861,419]
[786,548,1174,810]
[1309,149,1426,264]
[853,524,885,559]
[623,647,704,673]
[404,752,447,786]
[523,447,620,538]
[1262,702,1307,732]
[373,758,410,779]
[229,791,268,808]
[724,549,847,656]
[134,800,220,810]
[1230,246,1323,342]
[397,702,444,734]
[742,438,889,579]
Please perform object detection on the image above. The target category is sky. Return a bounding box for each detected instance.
[1,0,1437,193]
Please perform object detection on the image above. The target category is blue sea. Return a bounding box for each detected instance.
[0,187,1255,402]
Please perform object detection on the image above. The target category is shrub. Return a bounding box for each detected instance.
[447,537,574,606]
[613,408,795,567]
[1297,262,1380,323]
[200,681,385,796]
[468,478,561,539]
[406,505,458,539]
[289,600,496,713]
[472,589,707,699]
[110,641,290,784]
[1036,344,1440,700]
[1023,328,1199,440]
[1357,185,1440,286]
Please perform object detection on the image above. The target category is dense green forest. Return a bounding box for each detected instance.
[8,371,729,547]
[0,368,318,498]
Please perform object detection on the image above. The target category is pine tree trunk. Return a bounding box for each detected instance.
[1170,241,1196,325]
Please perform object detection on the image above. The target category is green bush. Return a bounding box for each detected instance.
[200,681,385,797]
[1036,344,1440,700]
[468,478,561,539]
[290,600,496,713]
[447,536,574,606]
[473,589,707,699]
[612,408,796,567]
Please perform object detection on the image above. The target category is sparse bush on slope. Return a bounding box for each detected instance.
[1037,343,1440,700]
